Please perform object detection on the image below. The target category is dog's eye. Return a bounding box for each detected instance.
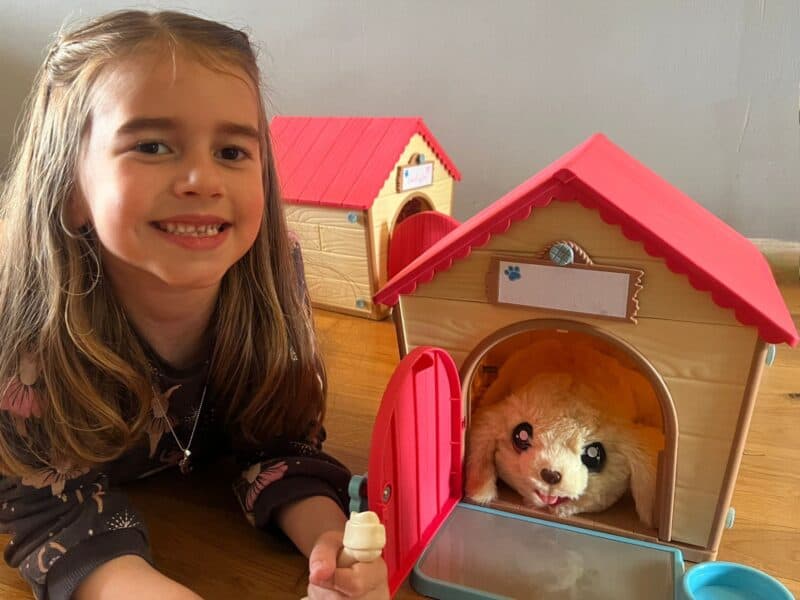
[511,422,533,452]
[581,442,606,472]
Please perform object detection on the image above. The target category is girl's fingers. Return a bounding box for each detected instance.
[333,559,389,598]
[308,530,344,586]
[305,582,344,600]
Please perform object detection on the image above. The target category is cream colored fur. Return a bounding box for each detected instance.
[475,338,662,428]
[466,371,662,527]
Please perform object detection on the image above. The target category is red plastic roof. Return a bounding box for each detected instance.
[374,134,798,347]
[270,116,461,210]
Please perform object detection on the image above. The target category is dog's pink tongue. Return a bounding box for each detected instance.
[540,494,561,505]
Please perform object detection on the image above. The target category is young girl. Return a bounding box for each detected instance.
[0,10,388,600]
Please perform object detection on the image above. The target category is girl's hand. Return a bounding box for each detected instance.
[306,530,390,599]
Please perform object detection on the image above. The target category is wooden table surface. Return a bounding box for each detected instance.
[1,243,798,599]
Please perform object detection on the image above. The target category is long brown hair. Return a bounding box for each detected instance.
[0,10,326,475]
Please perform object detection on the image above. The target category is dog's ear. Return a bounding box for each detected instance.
[625,425,663,528]
[465,405,502,504]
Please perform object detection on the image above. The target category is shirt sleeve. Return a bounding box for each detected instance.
[0,468,151,600]
[231,233,350,527]
[231,430,351,530]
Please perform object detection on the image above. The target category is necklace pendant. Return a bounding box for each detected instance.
[179,450,192,475]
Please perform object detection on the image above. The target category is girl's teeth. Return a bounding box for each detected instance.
[159,223,222,237]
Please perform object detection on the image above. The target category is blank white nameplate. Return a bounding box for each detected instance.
[488,257,642,322]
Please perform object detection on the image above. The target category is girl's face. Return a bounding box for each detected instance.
[73,49,265,291]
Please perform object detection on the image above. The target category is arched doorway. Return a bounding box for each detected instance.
[392,194,434,231]
[459,318,678,543]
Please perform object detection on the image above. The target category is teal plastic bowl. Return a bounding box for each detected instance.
[682,561,794,600]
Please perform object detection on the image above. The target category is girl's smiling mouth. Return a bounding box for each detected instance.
[150,215,232,249]
[152,221,230,237]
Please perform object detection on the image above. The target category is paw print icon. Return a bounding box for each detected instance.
[504,265,521,281]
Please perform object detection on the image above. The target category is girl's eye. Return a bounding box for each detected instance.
[581,442,606,472]
[217,147,248,161]
[511,422,533,452]
[135,142,170,155]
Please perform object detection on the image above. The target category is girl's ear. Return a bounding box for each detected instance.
[67,185,91,231]
[465,407,501,504]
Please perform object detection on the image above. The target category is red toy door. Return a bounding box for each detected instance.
[387,210,460,279]
[367,346,464,596]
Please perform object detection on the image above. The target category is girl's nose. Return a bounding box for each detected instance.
[173,152,225,198]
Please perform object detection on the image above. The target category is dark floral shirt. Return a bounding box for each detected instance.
[0,243,351,600]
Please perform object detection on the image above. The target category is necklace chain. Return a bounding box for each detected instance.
[164,383,206,474]
[150,363,209,475]
[120,308,211,474]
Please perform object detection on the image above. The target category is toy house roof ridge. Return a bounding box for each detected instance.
[270,116,461,210]
[374,133,798,346]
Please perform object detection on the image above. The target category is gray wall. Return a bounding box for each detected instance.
[1,1,798,239]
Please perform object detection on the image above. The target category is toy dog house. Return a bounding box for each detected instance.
[271,116,460,319]
[360,347,794,599]
[365,134,798,595]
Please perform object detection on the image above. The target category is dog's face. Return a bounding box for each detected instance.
[466,372,651,522]
[495,388,625,511]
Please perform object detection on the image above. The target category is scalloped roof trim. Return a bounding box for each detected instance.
[374,135,797,346]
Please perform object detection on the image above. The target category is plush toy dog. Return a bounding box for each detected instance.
[465,370,662,527]
[474,337,662,427]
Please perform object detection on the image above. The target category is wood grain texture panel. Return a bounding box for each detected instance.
[305,276,372,309]
[301,248,371,288]
[666,378,744,439]
[675,434,733,496]
[319,225,368,256]
[671,485,718,547]
[400,295,759,386]
[413,248,740,327]
[284,204,363,228]
[286,221,321,251]
[482,200,652,259]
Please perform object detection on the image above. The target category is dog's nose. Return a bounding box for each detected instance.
[541,469,561,485]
